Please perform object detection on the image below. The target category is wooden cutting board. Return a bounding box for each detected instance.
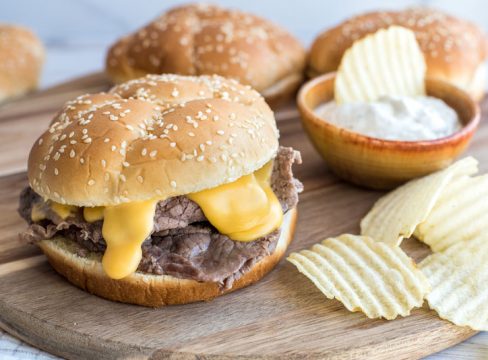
[0,73,485,360]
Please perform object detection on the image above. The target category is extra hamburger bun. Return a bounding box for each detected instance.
[308,8,488,100]
[105,3,306,107]
[28,74,279,206]
[0,24,44,102]
[38,208,296,307]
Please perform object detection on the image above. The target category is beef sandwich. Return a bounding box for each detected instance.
[18,74,302,306]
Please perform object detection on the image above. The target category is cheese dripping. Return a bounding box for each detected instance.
[33,162,282,279]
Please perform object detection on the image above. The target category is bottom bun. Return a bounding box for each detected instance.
[261,72,303,109]
[38,208,297,307]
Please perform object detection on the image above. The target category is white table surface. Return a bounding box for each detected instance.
[1,0,488,358]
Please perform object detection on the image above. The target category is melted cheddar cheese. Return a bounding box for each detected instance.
[50,202,76,219]
[83,206,104,223]
[188,162,283,241]
[101,199,158,279]
[31,203,46,222]
[31,162,282,279]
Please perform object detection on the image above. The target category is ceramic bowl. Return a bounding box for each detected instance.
[297,73,480,189]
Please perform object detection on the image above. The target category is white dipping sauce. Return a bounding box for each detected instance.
[314,95,461,141]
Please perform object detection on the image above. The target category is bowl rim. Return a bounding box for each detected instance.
[297,72,480,150]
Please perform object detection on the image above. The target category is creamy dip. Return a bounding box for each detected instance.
[315,96,461,141]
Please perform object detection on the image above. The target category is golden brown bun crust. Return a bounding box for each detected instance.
[38,208,297,307]
[0,24,44,102]
[105,3,306,102]
[28,74,278,206]
[308,8,488,100]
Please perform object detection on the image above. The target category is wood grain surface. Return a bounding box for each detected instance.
[0,73,486,360]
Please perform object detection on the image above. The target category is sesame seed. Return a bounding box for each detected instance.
[122,161,130,167]
[104,138,110,143]
[142,148,148,156]
[88,179,95,186]
[54,168,59,175]
[170,180,177,188]
[101,160,107,168]
[120,174,127,182]
[217,130,225,135]
[149,150,157,158]
[170,142,176,147]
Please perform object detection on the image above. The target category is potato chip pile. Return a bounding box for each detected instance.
[288,156,488,330]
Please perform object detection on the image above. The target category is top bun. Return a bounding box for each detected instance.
[106,3,306,103]
[28,74,278,207]
[0,24,44,102]
[308,8,488,100]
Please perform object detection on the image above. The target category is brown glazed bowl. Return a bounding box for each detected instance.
[297,73,480,190]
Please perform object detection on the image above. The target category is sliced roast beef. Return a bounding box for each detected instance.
[18,146,302,287]
[272,146,303,212]
[153,196,205,232]
[139,226,279,288]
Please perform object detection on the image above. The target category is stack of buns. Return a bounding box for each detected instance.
[2,6,487,104]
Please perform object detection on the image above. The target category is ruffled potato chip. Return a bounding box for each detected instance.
[335,26,426,104]
[287,234,429,320]
[420,235,488,330]
[360,157,478,246]
[416,174,488,252]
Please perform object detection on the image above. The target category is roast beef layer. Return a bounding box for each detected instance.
[19,146,302,288]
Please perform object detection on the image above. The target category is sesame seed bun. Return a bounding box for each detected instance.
[308,8,488,100]
[0,24,44,102]
[28,74,279,207]
[105,3,306,105]
[37,207,296,307]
